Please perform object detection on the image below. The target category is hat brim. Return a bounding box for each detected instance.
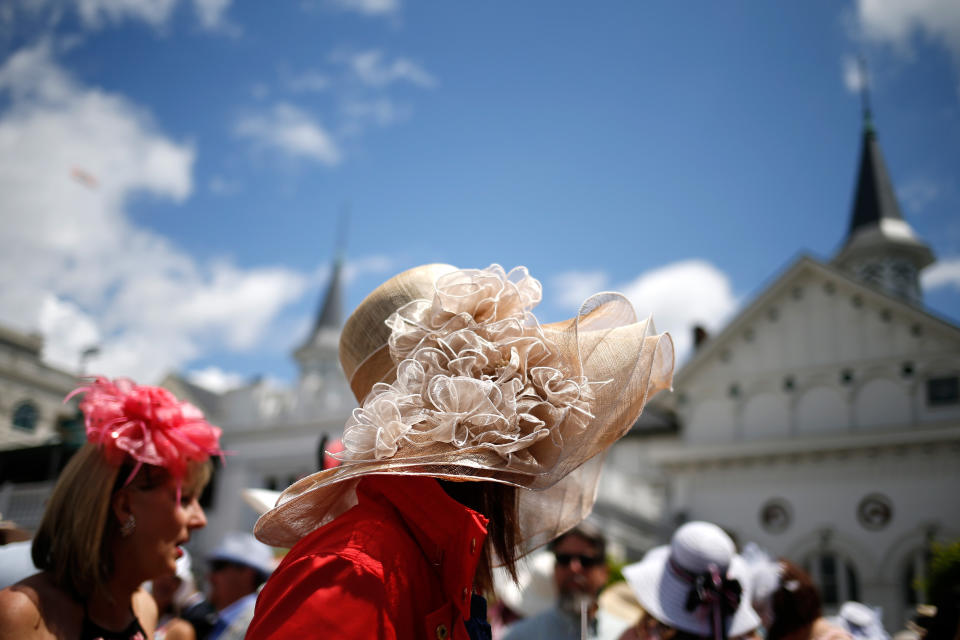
[254,265,674,551]
[624,547,760,638]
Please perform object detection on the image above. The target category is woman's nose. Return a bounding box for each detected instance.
[188,499,208,529]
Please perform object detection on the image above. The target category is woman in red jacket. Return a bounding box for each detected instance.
[248,263,675,640]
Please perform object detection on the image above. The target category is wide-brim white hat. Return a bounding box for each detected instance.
[208,531,275,577]
[624,522,760,639]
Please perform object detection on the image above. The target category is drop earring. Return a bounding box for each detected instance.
[121,514,136,537]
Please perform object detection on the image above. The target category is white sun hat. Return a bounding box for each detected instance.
[830,601,890,640]
[208,532,275,578]
[623,522,760,640]
[494,547,557,618]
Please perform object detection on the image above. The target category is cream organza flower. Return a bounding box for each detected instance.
[340,265,597,471]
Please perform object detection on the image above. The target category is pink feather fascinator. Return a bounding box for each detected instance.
[68,376,224,486]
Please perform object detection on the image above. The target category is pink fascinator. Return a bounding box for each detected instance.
[69,377,224,485]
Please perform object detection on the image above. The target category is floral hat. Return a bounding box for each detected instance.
[70,377,224,490]
[254,264,674,552]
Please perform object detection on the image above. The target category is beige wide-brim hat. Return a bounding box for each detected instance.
[255,264,674,552]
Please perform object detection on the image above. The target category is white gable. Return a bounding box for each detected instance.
[670,257,960,444]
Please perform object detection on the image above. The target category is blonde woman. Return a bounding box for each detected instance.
[0,378,223,640]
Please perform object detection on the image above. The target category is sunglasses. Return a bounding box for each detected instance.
[554,553,605,568]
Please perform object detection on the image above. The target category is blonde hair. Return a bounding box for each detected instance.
[32,443,212,599]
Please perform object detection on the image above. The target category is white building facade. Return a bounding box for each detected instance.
[624,117,960,630]
[0,325,80,531]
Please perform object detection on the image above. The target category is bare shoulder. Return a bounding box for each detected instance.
[0,573,83,640]
[0,580,45,639]
[132,586,159,635]
[812,617,852,640]
[162,618,197,640]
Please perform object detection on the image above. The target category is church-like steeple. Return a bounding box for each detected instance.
[293,255,345,379]
[832,75,934,304]
[294,210,350,380]
[311,257,344,335]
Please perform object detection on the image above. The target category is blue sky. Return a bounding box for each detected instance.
[1,1,958,390]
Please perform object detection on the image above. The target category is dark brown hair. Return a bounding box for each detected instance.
[549,521,607,559]
[439,480,520,597]
[767,560,823,640]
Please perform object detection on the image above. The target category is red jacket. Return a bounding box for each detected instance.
[246,475,489,640]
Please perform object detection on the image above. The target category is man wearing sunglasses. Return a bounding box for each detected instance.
[503,523,630,640]
[207,532,274,640]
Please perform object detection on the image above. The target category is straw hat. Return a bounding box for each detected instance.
[600,581,645,624]
[623,522,760,639]
[255,264,674,552]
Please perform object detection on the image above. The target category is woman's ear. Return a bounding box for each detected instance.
[112,486,133,524]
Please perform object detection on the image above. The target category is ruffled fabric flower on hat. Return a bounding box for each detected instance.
[341,265,597,472]
[70,376,223,483]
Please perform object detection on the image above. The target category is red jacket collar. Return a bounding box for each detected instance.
[358,475,489,620]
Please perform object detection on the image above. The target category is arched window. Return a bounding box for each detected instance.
[804,551,860,609]
[12,401,39,432]
[903,548,928,608]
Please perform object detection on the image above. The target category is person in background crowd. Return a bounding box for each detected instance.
[0,377,222,640]
[207,532,274,640]
[829,602,890,640]
[246,263,674,639]
[491,548,557,639]
[503,523,630,640]
[618,521,763,640]
[766,560,849,640]
[152,550,200,640]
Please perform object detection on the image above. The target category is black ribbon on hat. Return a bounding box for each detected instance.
[669,558,743,640]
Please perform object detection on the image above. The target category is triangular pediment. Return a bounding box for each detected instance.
[674,255,960,395]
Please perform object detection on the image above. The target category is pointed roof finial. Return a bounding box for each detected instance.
[858,54,874,135]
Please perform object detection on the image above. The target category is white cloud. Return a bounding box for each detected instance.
[340,98,410,133]
[842,54,869,94]
[38,294,101,372]
[552,270,610,309]
[553,260,739,364]
[342,254,394,283]
[70,0,235,30]
[76,0,179,28]
[286,70,330,93]
[0,42,309,382]
[326,0,398,17]
[922,257,960,291]
[186,365,246,392]
[209,175,240,195]
[336,49,437,88]
[235,102,341,165]
[619,261,739,363]
[192,0,233,29]
[898,177,940,213]
[856,0,960,59]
